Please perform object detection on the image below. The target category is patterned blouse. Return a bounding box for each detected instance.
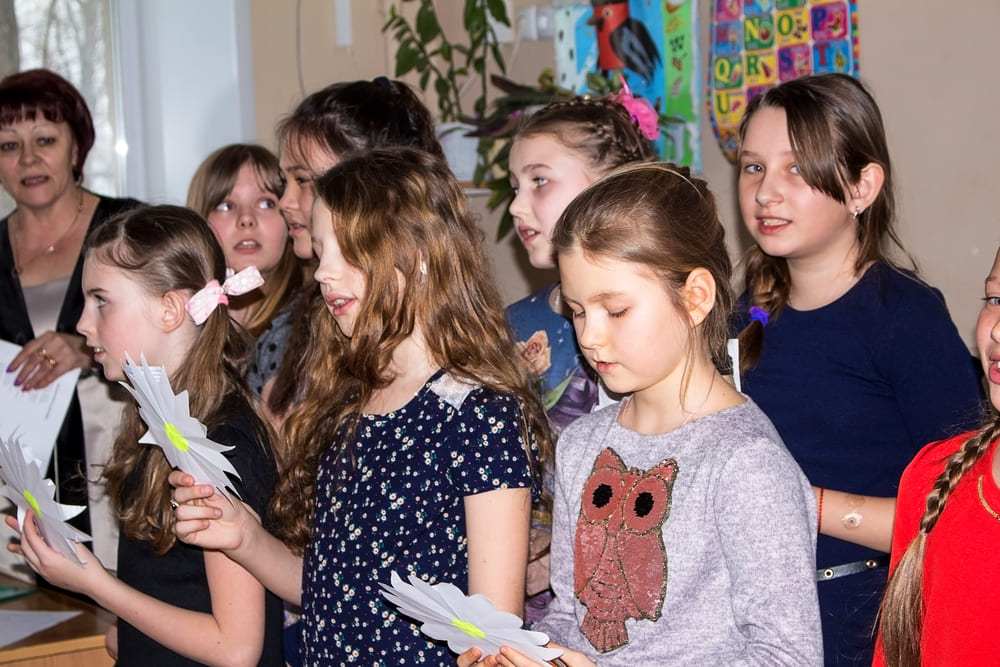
[300,370,536,664]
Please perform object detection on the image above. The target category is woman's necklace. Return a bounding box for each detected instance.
[976,474,1000,523]
[9,188,85,277]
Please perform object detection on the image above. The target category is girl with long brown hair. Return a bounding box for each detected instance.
[170,147,550,664]
[732,73,982,665]
[187,143,305,398]
[7,205,283,665]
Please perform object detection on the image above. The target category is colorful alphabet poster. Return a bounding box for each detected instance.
[554,1,701,171]
[708,0,859,162]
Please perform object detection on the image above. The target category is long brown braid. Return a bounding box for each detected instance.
[879,411,1000,665]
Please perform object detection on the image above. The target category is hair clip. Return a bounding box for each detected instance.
[749,306,769,327]
[185,266,265,325]
[611,75,660,141]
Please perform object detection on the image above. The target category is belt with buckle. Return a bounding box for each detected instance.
[816,555,890,581]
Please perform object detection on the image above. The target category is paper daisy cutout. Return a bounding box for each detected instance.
[0,433,91,564]
[119,354,241,501]
[380,571,563,665]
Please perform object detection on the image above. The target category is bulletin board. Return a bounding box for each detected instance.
[707,0,859,163]
[554,1,702,171]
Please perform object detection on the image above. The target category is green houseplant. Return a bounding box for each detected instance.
[382,0,512,123]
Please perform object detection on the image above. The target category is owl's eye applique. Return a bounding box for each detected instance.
[623,475,671,534]
[580,465,624,523]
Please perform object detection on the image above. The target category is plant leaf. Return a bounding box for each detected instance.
[396,45,420,77]
[415,5,441,42]
[486,0,511,25]
[496,210,514,241]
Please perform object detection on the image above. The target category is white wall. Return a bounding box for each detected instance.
[114,0,257,205]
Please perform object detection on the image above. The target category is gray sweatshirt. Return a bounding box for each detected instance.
[534,398,822,665]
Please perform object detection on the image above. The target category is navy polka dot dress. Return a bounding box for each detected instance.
[301,370,536,664]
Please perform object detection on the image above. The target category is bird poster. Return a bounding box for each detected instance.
[554,1,701,171]
[707,0,859,163]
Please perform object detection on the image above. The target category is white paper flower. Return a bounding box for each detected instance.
[119,354,241,501]
[380,571,563,665]
[0,433,91,564]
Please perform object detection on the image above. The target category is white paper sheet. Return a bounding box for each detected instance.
[0,609,80,647]
[0,340,81,466]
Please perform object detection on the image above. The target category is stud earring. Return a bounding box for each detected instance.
[852,208,862,219]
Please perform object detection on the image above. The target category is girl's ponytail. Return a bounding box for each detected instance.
[738,247,791,372]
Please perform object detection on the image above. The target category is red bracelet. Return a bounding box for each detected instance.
[817,487,824,533]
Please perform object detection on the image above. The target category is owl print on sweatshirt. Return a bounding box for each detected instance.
[574,447,678,652]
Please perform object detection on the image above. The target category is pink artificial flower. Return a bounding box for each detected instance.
[612,77,661,141]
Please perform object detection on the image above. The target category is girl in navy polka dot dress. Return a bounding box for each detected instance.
[170,147,551,664]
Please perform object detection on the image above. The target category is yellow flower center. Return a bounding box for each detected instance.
[452,618,485,639]
[22,490,42,518]
[165,422,189,452]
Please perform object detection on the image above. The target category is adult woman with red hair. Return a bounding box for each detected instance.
[0,68,141,568]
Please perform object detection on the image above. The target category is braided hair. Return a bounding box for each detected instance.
[879,411,999,665]
[515,96,657,173]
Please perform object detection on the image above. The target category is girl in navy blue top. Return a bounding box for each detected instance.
[733,74,982,666]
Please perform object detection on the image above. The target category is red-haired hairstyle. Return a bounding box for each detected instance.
[0,68,95,181]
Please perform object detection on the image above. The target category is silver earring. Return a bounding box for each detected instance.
[852,209,862,219]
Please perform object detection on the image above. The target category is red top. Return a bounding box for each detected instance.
[873,432,1000,666]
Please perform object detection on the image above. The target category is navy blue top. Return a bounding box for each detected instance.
[300,371,536,664]
[732,261,983,665]
[117,398,283,666]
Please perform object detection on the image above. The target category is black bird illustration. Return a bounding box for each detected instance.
[588,1,660,82]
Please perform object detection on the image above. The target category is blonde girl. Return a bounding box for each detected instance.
[170,147,551,664]
[7,205,283,665]
[506,95,656,433]
[466,163,821,666]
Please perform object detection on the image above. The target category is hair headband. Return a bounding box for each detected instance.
[185,266,264,325]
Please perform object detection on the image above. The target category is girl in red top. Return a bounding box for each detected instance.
[876,244,1000,666]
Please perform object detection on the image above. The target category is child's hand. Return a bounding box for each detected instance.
[457,643,591,667]
[104,622,118,660]
[492,643,594,667]
[168,470,260,553]
[5,512,110,596]
[457,647,495,666]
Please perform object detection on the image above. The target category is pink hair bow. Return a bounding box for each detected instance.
[185,266,265,325]
[612,76,661,141]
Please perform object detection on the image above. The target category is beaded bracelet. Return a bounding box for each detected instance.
[817,487,825,533]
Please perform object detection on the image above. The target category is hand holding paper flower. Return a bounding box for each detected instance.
[380,571,563,665]
[119,354,241,501]
[0,433,91,564]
